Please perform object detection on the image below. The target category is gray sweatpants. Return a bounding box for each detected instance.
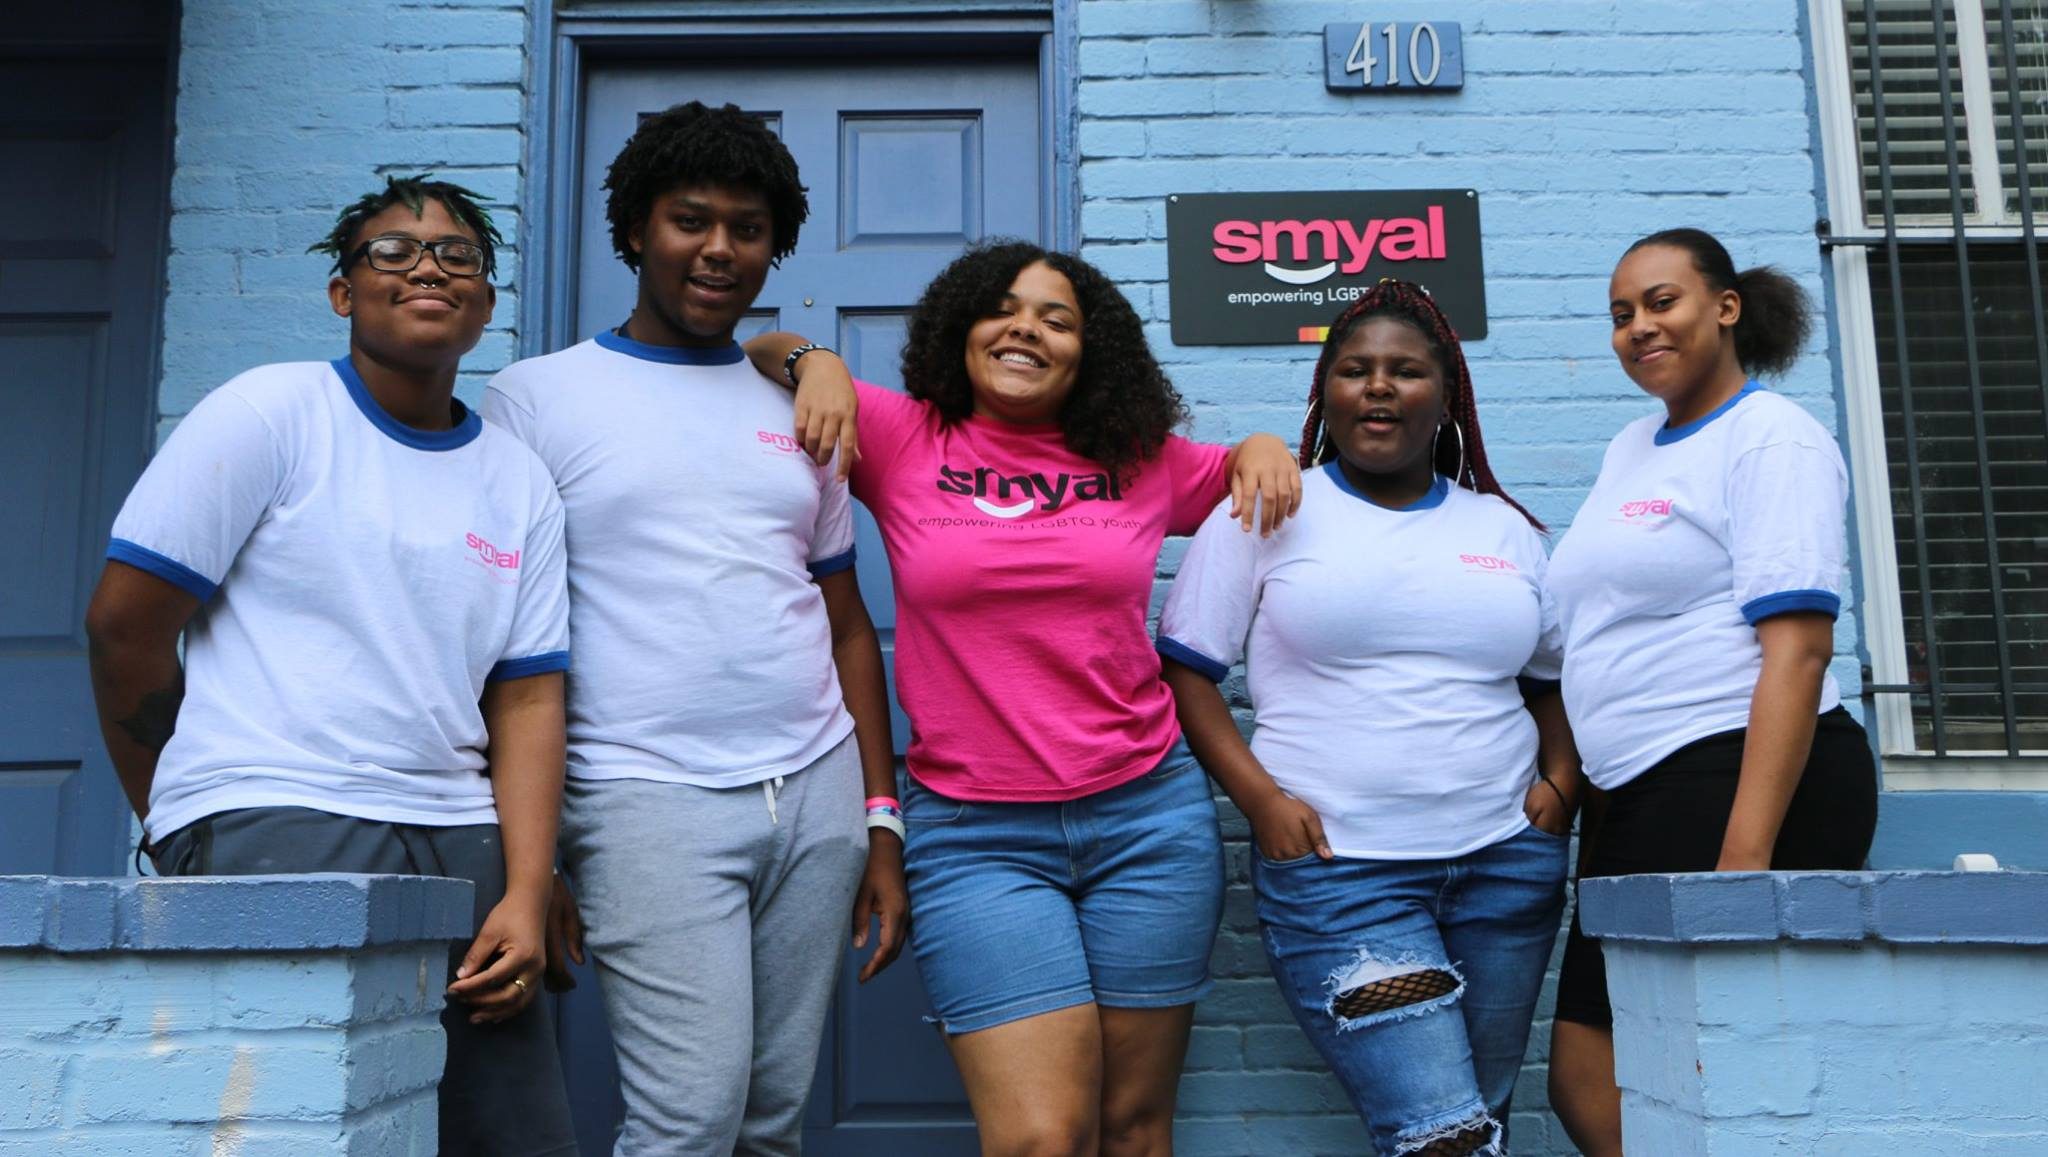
[561,736,867,1156]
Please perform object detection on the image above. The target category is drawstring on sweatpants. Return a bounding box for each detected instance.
[762,775,786,824]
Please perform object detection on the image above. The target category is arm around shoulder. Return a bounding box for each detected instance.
[745,331,859,478]
[1221,432,1303,536]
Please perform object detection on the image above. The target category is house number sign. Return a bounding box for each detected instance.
[1323,21,1464,91]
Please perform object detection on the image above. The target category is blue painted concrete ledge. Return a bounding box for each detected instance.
[1,874,471,1152]
[1582,871,2048,1154]
[0,872,473,951]
[1579,869,2048,945]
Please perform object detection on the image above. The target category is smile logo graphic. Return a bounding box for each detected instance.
[936,464,1124,519]
[973,496,1036,518]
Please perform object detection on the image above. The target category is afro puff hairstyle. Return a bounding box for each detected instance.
[1299,280,1542,530]
[900,239,1188,483]
[308,174,503,277]
[602,101,809,271]
[1622,227,1813,377]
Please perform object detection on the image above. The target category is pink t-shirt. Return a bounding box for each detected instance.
[851,382,1230,801]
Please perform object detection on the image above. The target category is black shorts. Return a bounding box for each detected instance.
[1553,707,1878,1028]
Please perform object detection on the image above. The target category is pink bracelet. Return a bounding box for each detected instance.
[865,796,901,812]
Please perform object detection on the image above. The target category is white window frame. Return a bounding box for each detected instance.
[1810,0,2048,787]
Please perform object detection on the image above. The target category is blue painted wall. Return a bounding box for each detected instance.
[145,0,2041,1153]
[160,0,527,436]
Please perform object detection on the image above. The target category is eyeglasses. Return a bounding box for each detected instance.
[345,235,489,278]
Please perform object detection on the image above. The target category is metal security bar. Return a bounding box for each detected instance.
[1822,0,2048,756]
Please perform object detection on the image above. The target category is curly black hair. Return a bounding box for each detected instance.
[901,240,1187,481]
[603,101,809,272]
[308,174,502,276]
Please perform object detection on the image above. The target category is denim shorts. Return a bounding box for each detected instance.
[901,739,1224,1034]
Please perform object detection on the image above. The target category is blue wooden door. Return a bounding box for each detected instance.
[564,51,1044,1155]
[0,54,171,876]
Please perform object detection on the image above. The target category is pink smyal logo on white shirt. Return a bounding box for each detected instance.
[465,532,521,570]
[1617,498,1676,520]
[1459,553,1518,573]
[757,430,805,455]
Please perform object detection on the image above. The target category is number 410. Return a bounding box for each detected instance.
[1345,21,1445,87]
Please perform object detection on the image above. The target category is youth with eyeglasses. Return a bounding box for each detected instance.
[85,175,577,1156]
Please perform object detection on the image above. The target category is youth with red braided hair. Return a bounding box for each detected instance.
[1158,281,1585,1156]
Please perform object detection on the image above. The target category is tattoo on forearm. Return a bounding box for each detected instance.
[117,674,184,753]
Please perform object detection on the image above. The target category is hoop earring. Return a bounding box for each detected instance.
[1305,397,1325,464]
[1434,421,1466,484]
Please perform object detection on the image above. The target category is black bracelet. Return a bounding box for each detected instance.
[783,342,831,387]
[1540,774,1572,811]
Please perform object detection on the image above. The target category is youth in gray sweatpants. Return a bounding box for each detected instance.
[561,736,867,1156]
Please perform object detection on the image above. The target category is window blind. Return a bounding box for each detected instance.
[1847,0,2048,225]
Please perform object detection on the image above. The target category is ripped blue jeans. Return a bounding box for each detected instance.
[1253,824,1567,1156]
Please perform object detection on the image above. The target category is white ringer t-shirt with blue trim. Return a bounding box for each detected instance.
[1157,468,1563,860]
[109,358,571,841]
[483,331,857,789]
[1547,382,1848,791]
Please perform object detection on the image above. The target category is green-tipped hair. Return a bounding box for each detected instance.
[308,173,504,276]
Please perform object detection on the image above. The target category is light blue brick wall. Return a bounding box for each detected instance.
[1077,3,1839,1153]
[0,875,469,1155]
[148,2,1862,1151]
[159,0,529,437]
[1589,872,2048,1155]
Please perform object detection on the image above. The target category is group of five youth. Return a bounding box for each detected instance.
[85,101,1876,1157]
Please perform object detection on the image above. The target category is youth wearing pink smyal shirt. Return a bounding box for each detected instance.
[851,383,1225,801]
[755,241,1300,1156]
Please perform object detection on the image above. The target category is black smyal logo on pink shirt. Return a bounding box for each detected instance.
[934,464,1124,518]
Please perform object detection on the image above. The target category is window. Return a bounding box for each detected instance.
[1847,0,2048,225]
[1819,0,2048,761]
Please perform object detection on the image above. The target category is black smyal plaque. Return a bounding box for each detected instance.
[1165,189,1487,345]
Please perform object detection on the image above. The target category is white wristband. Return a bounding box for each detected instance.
[865,812,906,841]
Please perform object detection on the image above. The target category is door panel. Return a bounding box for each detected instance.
[565,50,1043,1154]
[840,115,983,247]
[2,324,102,639]
[0,60,168,876]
